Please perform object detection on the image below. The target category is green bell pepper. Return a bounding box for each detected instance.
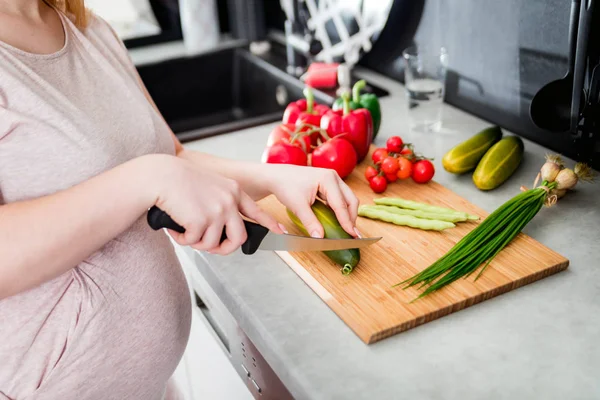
[333,79,381,137]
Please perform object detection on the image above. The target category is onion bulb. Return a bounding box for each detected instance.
[540,155,563,182]
[555,168,578,190]
[540,161,562,182]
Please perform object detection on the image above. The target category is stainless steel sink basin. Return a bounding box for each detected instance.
[137,42,388,142]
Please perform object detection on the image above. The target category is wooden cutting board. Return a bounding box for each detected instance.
[258,152,569,344]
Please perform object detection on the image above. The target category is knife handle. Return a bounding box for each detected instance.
[147,206,269,255]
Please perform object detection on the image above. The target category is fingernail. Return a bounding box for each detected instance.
[311,230,322,238]
[354,227,363,238]
[278,223,289,234]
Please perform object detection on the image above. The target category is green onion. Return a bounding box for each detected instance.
[396,181,556,301]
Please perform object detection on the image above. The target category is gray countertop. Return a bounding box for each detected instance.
[181,68,600,400]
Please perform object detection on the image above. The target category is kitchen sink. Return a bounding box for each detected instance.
[137,42,389,142]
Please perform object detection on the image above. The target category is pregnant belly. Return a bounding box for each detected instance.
[0,219,192,399]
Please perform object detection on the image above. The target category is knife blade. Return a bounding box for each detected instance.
[147,206,381,255]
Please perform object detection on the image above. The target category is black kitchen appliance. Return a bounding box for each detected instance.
[530,0,599,168]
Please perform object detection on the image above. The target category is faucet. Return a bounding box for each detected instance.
[281,0,322,76]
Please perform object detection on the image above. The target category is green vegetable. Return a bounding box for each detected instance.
[472,136,524,190]
[396,181,555,301]
[362,205,469,223]
[333,79,381,137]
[373,197,479,221]
[442,126,503,174]
[358,207,455,231]
[287,200,360,275]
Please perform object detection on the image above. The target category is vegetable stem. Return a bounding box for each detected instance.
[303,87,314,114]
[342,91,351,115]
[352,79,366,103]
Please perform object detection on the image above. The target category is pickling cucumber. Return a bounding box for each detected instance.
[442,126,503,174]
[286,200,360,275]
[472,136,524,190]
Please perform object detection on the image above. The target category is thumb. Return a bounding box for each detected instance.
[290,202,324,238]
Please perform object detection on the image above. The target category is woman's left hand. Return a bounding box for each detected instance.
[260,164,360,239]
[174,149,359,238]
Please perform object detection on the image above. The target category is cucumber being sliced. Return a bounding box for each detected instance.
[286,200,360,275]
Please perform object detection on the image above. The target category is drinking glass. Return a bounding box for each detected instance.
[402,46,448,132]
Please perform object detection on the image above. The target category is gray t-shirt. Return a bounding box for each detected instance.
[0,8,191,400]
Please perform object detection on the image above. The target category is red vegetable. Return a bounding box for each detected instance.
[396,157,413,180]
[371,148,389,164]
[381,156,400,175]
[304,64,339,89]
[311,137,357,179]
[293,88,330,145]
[282,99,306,125]
[385,173,398,182]
[283,87,330,126]
[320,92,373,162]
[266,123,312,152]
[365,165,378,181]
[411,160,435,183]
[369,175,388,193]
[386,136,404,153]
[400,147,414,158]
[262,142,308,166]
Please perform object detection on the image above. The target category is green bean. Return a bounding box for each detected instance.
[358,207,455,231]
[362,205,468,223]
[373,197,479,220]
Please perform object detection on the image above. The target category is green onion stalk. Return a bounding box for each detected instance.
[396,157,594,301]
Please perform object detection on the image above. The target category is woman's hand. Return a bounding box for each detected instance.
[173,149,360,239]
[151,155,283,255]
[261,164,360,238]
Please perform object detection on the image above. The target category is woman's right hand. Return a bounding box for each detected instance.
[149,155,283,255]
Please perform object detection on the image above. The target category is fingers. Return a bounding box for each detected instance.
[319,174,357,237]
[238,192,283,234]
[290,202,324,238]
[208,214,246,255]
[167,230,187,245]
[191,223,224,251]
[169,219,207,246]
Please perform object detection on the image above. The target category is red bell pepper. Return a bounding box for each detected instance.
[282,99,306,125]
[282,87,330,126]
[320,92,373,162]
[282,87,330,146]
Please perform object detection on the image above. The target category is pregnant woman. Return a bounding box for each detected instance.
[0,1,359,398]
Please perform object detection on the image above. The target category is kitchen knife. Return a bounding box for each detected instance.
[147,206,381,255]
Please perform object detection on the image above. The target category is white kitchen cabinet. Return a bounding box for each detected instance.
[171,242,253,400]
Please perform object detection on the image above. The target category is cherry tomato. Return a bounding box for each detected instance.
[385,173,398,182]
[411,160,435,183]
[400,147,413,157]
[262,142,308,166]
[369,175,388,193]
[381,156,400,175]
[396,157,413,180]
[386,136,404,153]
[372,148,389,164]
[266,124,312,152]
[311,138,357,179]
[365,165,378,181]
